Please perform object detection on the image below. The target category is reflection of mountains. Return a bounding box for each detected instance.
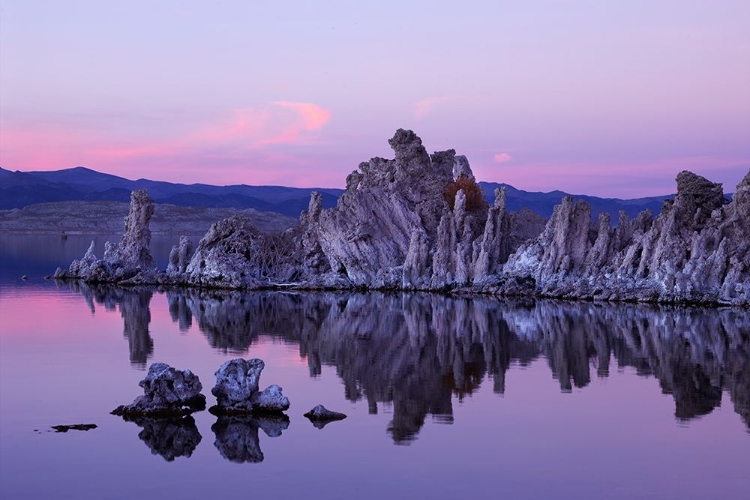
[67,283,750,442]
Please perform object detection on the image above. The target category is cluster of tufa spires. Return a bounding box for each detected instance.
[53,129,750,306]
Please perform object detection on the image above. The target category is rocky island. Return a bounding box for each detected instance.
[53,129,750,306]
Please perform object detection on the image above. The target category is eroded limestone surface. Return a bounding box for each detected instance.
[111,362,206,417]
[503,170,750,305]
[53,190,157,283]
[52,130,749,305]
[210,358,290,414]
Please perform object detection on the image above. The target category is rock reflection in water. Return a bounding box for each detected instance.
[63,281,154,366]
[211,414,290,463]
[67,284,750,441]
[122,415,202,462]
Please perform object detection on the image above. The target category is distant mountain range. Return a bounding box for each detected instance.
[0,166,343,217]
[0,166,676,221]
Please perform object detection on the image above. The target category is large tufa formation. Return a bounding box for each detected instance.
[53,189,157,283]
[170,216,301,288]
[210,358,290,415]
[298,129,537,289]
[503,170,750,304]
[51,130,749,305]
[111,362,206,417]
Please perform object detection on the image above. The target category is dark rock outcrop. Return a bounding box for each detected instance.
[111,362,206,417]
[304,405,347,428]
[51,424,97,433]
[210,358,290,414]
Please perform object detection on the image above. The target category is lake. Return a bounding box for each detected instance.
[0,234,748,500]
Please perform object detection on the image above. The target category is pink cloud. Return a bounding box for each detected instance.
[272,101,330,130]
[413,96,464,120]
[493,152,512,163]
[0,101,332,180]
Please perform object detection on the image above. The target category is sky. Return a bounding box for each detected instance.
[1,0,748,197]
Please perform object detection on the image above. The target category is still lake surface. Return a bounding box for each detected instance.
[1,234,749,500]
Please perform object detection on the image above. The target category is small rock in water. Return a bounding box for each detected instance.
[251,384,290,413]
[111,362,206,417]
[51,423,97,433]
[304,405,347,429]
[21,275,28,280]
[210,358,290,415]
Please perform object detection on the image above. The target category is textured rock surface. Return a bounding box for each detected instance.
[53,190,157,282]
[251,385,290,413]
[52,130,748,305]
[299,130,532,290]
[111,362,206,417]
[167,236,193,274]
[210,358,290,414]
[178,216,301,288]
[502,170,750,305]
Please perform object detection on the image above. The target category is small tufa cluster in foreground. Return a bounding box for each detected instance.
[210,358,290,415]
[111,359,290,418]
[52,129,750,306]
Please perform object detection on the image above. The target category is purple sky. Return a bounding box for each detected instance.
[1,0,748,197]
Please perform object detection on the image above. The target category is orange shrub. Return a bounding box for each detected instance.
[444,175,487,212]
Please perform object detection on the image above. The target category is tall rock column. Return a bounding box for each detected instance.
[103,189,157,272]
[472,187,512,280]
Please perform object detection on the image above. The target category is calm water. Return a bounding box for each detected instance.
[0,235,749,500]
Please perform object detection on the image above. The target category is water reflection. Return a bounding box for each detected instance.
[120,415,202,462]
[66,281,154,366]
[212,414,290,463]
[62,282,750,441]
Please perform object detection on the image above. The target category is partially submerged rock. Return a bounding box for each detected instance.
[111,362,206,417]
[210,358,290,415]
[304,405,347,428]
[51,423,97,433]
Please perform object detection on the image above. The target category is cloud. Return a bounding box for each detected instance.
[0,101,332,179]
[493,152,512,163]
[190,101,331,148]
[272,101,331,130]
[413,96,463,120]
[263,101,332,145]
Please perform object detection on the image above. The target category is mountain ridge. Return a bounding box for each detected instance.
[0,166,678,220]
